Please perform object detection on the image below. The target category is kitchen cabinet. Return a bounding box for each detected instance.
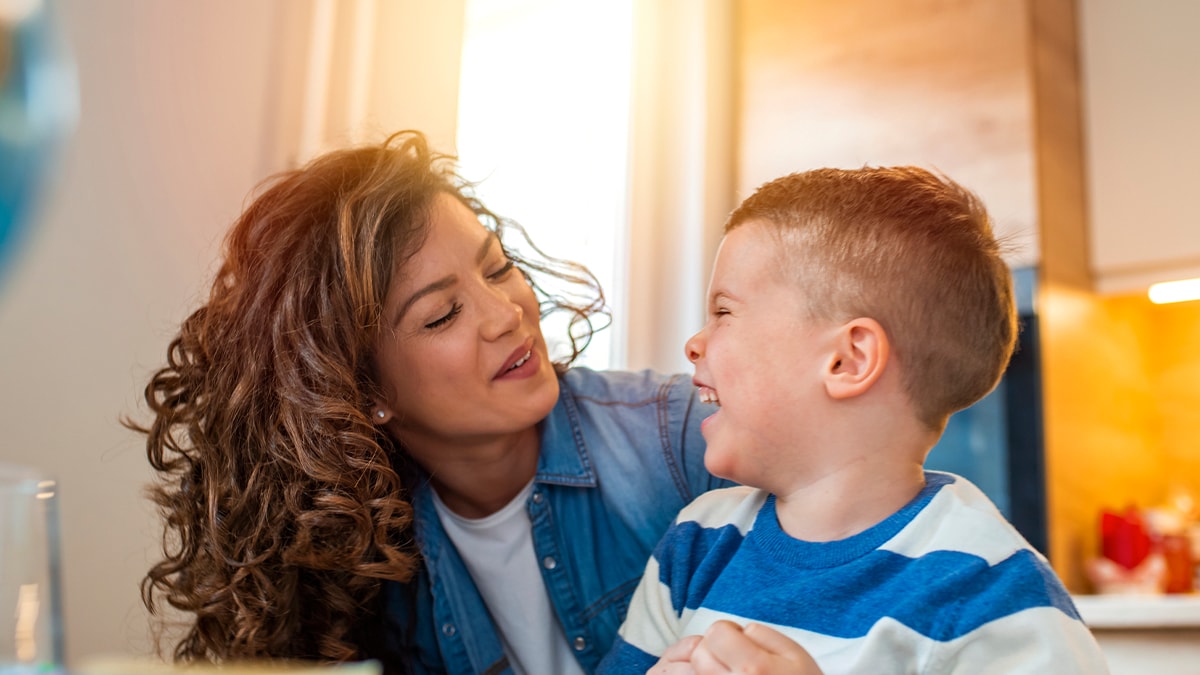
[1078,0,1200,294]
[736,0,1042,269]
[736,0,1154,592]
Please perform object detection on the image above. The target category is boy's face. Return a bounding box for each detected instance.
[685,221,840,491]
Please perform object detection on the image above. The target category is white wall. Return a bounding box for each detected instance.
[0,0,463,664]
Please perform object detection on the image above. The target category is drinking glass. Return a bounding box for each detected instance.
[0,463,64,674]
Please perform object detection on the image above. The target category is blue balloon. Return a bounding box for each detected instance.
[0,0,77,286]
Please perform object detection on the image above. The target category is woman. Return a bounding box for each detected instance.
[128,130,728,674]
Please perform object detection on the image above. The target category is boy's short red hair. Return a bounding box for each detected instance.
[727,166,1017,430]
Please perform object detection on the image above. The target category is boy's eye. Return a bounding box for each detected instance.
[425,303,462,329]
[488,260,515,280]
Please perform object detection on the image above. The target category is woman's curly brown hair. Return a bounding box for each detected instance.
[124,130,606,668]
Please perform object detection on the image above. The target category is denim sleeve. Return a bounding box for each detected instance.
[376,576,447,675]
[596,519,687,675]
[668,373,737,497]
[595,634,660,674]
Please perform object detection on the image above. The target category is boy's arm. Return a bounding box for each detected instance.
[931,606,1110,675]
[599,487,761,674]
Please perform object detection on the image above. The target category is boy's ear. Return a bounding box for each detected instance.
[824,317,889,400]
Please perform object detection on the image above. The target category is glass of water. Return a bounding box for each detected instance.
[0,463,64,674]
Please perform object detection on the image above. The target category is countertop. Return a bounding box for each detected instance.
[1073,593,1200,629]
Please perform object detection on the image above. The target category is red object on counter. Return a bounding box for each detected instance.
[1100,508,1153,570]
[1160,534,1194,594]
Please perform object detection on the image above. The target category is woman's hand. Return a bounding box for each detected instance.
[687,620,824,675]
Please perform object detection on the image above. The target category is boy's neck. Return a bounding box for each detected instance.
[771,459,928,542]
[765,365,941,542]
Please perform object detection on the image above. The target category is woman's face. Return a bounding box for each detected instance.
[373,192,559,457]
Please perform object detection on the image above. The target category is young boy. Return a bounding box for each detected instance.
[598,167,1109,674]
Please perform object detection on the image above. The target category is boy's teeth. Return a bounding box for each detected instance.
[509,350,532,370]
[698,386,720,406]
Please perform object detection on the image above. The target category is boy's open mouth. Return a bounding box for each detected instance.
[698,386,720,406]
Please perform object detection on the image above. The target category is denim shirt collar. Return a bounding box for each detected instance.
[402,374,597,673]
[410,372,602,555]
[410,373,596,513]
[534,375,597,487]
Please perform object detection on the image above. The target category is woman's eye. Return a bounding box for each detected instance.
[424,303,462,329]
[488,260,515,280]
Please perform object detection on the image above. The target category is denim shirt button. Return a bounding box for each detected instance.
[542,556,557,570]
[532,491,544,504]
[573,636,587,651]
[441,623,456,637]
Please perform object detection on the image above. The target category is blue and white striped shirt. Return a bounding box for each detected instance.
[599,472,1109,674]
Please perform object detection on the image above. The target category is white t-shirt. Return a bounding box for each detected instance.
[432,480,586,675]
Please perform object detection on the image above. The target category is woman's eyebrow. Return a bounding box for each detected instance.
[477,231,499,264]
[392,276,455,328]
[391,231,501,327]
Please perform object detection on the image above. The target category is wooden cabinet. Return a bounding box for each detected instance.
[735,0,1108,589]
[736,0,1042,268]
[1078,0,1200,294]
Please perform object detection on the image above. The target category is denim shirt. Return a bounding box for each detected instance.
[377,368,730,675]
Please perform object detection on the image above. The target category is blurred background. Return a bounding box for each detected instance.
[0,0,1197,670]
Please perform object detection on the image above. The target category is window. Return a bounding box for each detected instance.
[456,0,635,370]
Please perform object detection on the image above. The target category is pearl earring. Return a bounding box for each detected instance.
[376,410,386,419]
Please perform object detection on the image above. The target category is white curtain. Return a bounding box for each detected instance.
[622,0,736,374]
[280,0,467,166]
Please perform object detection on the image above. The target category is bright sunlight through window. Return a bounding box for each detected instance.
[457,0,635,371]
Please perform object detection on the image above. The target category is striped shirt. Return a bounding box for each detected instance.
[599,472,1109,674]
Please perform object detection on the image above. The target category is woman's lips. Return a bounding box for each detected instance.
[495,340,538,380]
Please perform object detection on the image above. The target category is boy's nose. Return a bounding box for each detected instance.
[684,332,703,363]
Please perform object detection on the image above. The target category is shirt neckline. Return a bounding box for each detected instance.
[431,478,537,528]
[750,472,955,569]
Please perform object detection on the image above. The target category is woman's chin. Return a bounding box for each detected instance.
[523,364,561,420]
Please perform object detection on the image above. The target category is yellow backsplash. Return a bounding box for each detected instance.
[1041,282,1200,591]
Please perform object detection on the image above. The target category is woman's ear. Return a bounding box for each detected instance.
[371,401,394,425]
[825,317,889,400]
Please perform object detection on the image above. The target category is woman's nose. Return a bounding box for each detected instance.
[481,287,523,340]
[684,331,704,363]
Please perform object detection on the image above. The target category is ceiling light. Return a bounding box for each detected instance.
[1148,278,1200,304]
